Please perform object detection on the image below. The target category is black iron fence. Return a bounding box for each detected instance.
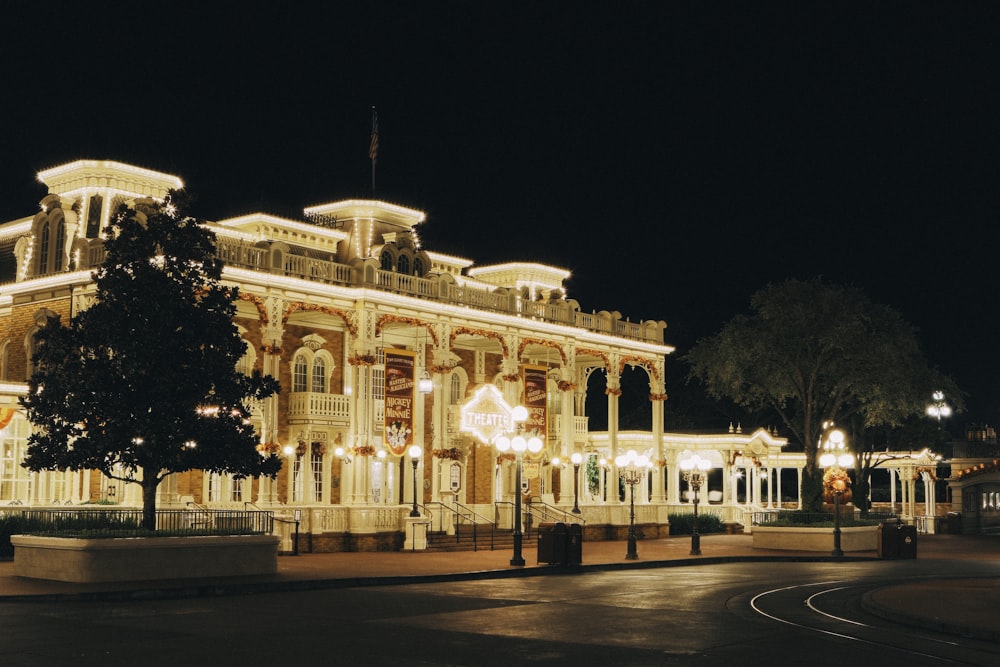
[751,510,898,526]
[0,507,274,535]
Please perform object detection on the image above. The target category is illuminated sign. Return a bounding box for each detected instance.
[459,384,514,444]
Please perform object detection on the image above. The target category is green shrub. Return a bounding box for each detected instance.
[1,511,262,557]
[762,510,882,528]
[668,512,724,535]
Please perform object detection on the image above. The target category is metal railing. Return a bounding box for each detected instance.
[425,501,496,551]
[751,510,897,526]
[524,498,586,526]
[0,507,274,534]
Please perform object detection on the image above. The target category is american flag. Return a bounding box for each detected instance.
[369,109,379,163]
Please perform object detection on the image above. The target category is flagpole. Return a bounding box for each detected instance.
[369,106,379,195]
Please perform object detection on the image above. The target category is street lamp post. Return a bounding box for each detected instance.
[571,452,583,514]
[926,390,952,430]
[408,444,422,517]
[818,424,851,557]
[679,454,713,556]
[615,449,649,560]
[494,405,543,567]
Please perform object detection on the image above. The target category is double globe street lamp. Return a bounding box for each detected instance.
[615,449,650,560]
[679,453,713,556]
[818,424,852,557]
[495,405,543,567]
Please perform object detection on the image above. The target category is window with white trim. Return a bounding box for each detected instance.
[293,354,309,392]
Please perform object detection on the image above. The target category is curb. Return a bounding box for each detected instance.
[1,554,879,603]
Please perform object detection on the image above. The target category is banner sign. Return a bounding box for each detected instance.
[384,348,416,456]
[522,364,548,459]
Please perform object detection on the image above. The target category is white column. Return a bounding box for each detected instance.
[890,468,898,510]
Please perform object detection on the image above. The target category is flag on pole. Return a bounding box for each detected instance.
[369,107,379,163]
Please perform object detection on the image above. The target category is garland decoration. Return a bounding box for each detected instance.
[497,453,516,463]
[433,447,463,460]
[375,315,439,346]
[501,373,520,382]
[450,326,509,357]
[238,292,269,324]
[557,380,576,391]
[605,387,622,396]
[261,343,282,355]
[956,459,1000,480]
[576,348,610,372]
[282,302,358,336]
[353,445,376,457]
[618,354,661,381]
[348,353,377,366]
[649,392,668,401]
[256,442,281,455]
[516,338,567,365]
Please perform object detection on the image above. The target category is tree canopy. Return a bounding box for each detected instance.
[20,192,281,529]
[685,278,960,510]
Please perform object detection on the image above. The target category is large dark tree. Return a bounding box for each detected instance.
[20,192,281,530]
[685,278,959,511]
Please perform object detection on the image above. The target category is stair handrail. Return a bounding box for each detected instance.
[425,500,496,551]
[525,497,586,528]
[424,501,456,534]
[458,500,496,551]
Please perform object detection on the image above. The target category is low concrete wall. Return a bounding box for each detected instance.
[11,534,280,583]
[752,525,878,552]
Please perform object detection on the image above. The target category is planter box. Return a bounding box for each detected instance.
[11,534,280,583]
[751,525,878,552]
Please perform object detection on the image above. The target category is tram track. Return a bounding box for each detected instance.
[745,578,999,666]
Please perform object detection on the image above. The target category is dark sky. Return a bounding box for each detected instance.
[2,2,998,425]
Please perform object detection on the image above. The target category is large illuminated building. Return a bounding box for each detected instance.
[6,159,955,551]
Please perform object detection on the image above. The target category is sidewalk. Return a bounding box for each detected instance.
[2,533,999,641]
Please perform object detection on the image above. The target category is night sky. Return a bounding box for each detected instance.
[2,3,998,428]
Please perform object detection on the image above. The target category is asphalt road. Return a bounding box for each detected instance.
[2,558,998,666]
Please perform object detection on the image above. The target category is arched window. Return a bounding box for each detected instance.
[35,217,65,275]
[38,223,50,274]
[450,373,462,404]
[381,252,394,271]
[397,254,410,275]
[85,195,103,238]
[291,340,333,395]
[54,222,64,271]
[311,357,326,393]
[293,354,308,392]
[413,257,424,276]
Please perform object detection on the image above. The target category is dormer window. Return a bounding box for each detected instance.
[397,254,410,275]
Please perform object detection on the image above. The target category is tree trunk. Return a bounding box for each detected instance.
[801,468,824,512]
[854,475,871,512]
[142,478,159,531]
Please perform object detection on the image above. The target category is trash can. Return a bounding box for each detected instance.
[537,522,568,564]
[877,522,899,558]
[898,524,918,559]
[566,523,583,565]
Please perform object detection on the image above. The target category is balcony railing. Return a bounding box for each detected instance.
[24,235,663,344]
[287,392,351,422]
